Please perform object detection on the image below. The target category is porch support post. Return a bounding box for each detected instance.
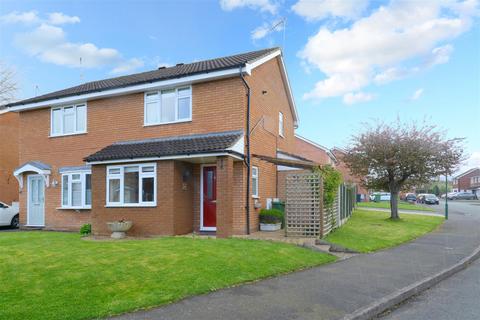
[216,156,234,238]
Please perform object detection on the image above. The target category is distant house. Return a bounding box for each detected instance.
[452,168,480,196]
[294,135,336,166]
[0,108,19,205]
[331,147,369,202]
[5,47,305,237]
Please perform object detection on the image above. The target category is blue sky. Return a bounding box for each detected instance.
[1,0,479,170]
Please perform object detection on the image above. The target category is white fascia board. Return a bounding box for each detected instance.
[86,152,243,165]
[9,67,248,112]
[278,55,299,128]
[244,50,281,74]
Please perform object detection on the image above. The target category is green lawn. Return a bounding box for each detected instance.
[0,232,335,320]
[357,201,435,212]
[326,209,444,253]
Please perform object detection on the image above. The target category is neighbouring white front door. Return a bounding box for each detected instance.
[28,175,45,226]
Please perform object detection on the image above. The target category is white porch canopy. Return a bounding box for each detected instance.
[14,161,52,189]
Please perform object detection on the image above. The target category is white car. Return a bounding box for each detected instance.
[369,192,391,202]
[0,202,19,228]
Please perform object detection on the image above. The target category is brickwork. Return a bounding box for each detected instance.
[0,111,19,204]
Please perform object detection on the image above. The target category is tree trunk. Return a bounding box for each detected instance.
[390,190,400,220]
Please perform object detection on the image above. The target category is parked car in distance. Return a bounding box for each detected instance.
[369,192,391,202]
[416,193,427,203]
[0,202,19,228]
[448,192,477,200]
[424,194,440,205]
[405,193,417,202]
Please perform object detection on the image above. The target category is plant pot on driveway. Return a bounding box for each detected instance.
[260,222,282,231]
[107,220,133,239]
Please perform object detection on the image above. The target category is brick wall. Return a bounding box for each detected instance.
[294,136,333,166]
[91,160,194,236]
[0,111,19,204]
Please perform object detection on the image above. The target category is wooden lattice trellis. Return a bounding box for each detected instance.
[285,172,323,237]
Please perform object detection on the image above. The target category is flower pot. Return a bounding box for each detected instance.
[260,222,282,231]
[107,221,133,239]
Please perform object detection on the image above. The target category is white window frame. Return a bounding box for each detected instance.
[252,166,259,198]
[106,163,157,207]
[50,103,87,137]
[61,170,92,209]
[144,86,192,126]
[278,112,284,138]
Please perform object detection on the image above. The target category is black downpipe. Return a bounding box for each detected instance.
[240,67,251,235]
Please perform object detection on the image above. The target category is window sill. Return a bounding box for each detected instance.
[252,195,260,199]
[50,132,88,138]
[279,134,285,139]
[105,204,157,208]
[144,119,192,127]
[57,207,91,210]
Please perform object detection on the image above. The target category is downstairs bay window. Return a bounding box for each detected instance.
[106,163,157,207]
[61,171,92,209]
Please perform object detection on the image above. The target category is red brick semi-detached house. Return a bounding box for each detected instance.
[452,168,480,196]
[0,108,19,205]
[6,47,306,237]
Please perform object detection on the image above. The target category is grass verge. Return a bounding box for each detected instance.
[0,232,335,320]
[357,201,435,212]
[326,209,444,253]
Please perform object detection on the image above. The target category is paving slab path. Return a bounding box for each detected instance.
[110,201,480,320]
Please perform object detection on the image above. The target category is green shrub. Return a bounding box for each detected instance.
[259,209,284,225]
[80,224,91,236]
[314,165,343,208]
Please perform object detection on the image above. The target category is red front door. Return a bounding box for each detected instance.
[202,166,217,229]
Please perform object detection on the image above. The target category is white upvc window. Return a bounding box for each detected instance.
[106,163,157,207]
[252,166,259,198]
[144,86,192,126]
[278,112,284,137]
[51,104,87,136]
[61,171,92,209]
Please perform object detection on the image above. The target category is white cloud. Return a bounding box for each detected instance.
[47,12,80,25]
[426,44,454,67]
[219,0,278,14]
[299,0,478,103]
[410,88,424,101]
[292,0,368,21]
[1,11,40,24]
[111,58,144,74]
[343,92,374,105]
[14,23,143,73]
[466,151,480,168]
[1,11,80,25]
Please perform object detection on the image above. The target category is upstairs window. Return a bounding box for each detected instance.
[51,104,87,136]
[278,112,284,137]
[145,86,192,125]
[61,171,91,209]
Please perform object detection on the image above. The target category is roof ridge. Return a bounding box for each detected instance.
[6,47,280,108]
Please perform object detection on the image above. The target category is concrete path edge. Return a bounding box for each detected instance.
[341,244,480,320]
